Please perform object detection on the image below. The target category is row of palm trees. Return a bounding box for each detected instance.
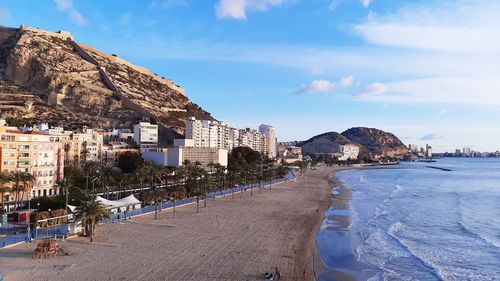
[0,171,36,213]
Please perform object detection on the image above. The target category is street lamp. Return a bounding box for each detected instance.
[37,202,40,212]
[27,194,31,242]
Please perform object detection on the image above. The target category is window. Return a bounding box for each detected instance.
[18,145,30,150]
[1,135,15,141]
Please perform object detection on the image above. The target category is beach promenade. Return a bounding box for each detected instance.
[0,167,335,281]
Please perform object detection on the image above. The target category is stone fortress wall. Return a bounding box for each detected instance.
[19,25,73,41]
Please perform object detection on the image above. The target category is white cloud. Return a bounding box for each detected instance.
[215,0,291,20]
[69,10,86,26]
[420,134,443,141]
[355,78,500,106]
[340,75,354,87]
[360,0,371,8]
[55,0,72,10]
[295,75,354,95]
[353,1,500,53]
[329,0,342,11]
[308,66,324,75]
[295,79,335,95]
[356,82,387,98]
[54,0,87,26]
[438,109,448,115]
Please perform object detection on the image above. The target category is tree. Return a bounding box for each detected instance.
[63,143,71,166]
[144,189,165,220]
[80,141,90,165]
[19,172,35,208]
[0,172,12,213]
[117,152,144,174]
[10,171,34,210]
[76,197,109,242]
[167,184,185,219]
[56,179,77,215]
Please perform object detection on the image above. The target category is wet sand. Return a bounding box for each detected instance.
[315,170,376,281]
[0,167,337,281]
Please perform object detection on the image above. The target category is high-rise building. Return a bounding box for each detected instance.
[409,144,419,153]
[184,117,275,157]
[425,144,433,158]
[259,124,277,159]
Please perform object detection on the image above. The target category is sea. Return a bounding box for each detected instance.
[317,158,500,281]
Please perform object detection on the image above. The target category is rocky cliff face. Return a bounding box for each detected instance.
[299,127,408,159]
[298,132,353,155]
[341,127,409,159]
[0,26,213,141]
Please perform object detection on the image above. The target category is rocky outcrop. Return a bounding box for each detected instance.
[298,132,354,155]
[298,127,408,160]
[341,127,409,159]
[0,25,213,142]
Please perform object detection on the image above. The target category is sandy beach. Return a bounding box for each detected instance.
[0,167,337,281]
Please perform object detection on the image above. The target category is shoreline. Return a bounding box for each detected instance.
[313,167,375,281]
[0,167,336,281]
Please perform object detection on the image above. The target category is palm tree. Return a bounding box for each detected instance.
[63,143,71,166]
[167,184,185,219]
[56,179,76,215]
[19,172,35,209]
[10,171,33,210]
[0,172,12,213]
[80,141,90,166]
[76,197,109,242]
[144,189,165,219]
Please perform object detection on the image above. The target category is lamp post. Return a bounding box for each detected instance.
[37,202,40,212]
[27,194,31,242]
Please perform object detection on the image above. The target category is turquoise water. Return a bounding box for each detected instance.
[317,158,500,281]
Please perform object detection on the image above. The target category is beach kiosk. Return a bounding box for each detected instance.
[95,195,142,214]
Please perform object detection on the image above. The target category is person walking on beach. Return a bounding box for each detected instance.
[274,267,281,280]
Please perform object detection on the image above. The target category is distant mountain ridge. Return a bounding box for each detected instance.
[0,25,213,142]
[299,127,408,159]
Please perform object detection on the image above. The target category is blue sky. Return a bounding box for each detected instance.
[1,0,499,152]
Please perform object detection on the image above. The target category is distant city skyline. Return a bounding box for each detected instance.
[1,0,499,152]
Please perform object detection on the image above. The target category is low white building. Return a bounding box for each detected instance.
[142,139,228,170]
[339,144,360,161]
[134,122,158,148]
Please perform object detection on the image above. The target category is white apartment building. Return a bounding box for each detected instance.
[185,118,239,150]
[259,124,277,159]
[134,122,158,148]
[339,144,360,161]
[184,117,276,157]
[426,144,433,158]
[239,128,264,153]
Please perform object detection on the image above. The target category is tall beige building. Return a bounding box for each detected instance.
[259,124,277,159]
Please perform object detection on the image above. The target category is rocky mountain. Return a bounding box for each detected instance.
[0,25,213,142]
[299,127,408,159]
[341,127,408,158]
[299,132,354,155]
